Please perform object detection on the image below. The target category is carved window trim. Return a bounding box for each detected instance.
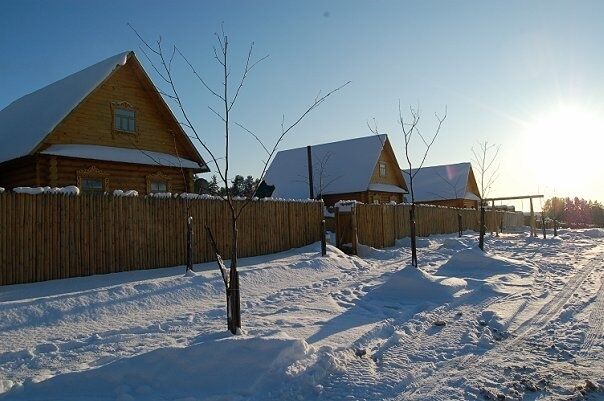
[111,101,139,140]
[146,171,171,194]
[77,166,109,193]
[378,161,387,177]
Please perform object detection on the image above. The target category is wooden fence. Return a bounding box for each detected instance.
[336,203,525,250]
[0,193,323,286]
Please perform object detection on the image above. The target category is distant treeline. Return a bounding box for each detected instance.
[194,175,274,198]
[542,197,604,228]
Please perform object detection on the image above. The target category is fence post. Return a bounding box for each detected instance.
[186,215,193,272]
[541,213,547,239]
[335,207,341,249]
[351,204,358,255]
[457,213,462,237]
[321,219,327,256]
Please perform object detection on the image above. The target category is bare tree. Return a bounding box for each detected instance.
[471,140,500,201]
[471,140,500,249]
[131,24,349,334]
[369,104,446,267]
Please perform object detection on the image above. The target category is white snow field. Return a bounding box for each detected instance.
[0,229,603,400]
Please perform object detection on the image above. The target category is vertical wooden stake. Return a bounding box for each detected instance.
[553,219,558,237]
[335,207,341,249]
[351,204,358,255]
[186,215,193,271]
[530,198,536,237]
[541,214,547,239]
[321,219,327,256]
[458,213,462,237]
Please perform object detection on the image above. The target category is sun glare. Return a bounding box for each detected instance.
[523,105,604,192]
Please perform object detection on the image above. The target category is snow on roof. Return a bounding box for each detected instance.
[265,134,405,199]
[367,183,407,193]
[0,51,131,164]
[403,162,479,202]
[41,144,202,169]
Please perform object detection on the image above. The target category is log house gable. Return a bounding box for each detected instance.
[35,53,207,170]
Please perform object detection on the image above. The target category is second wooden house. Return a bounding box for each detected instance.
[264,134,408,206]
[402,162,481,208]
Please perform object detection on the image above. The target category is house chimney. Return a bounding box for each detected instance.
[307,145,314,199]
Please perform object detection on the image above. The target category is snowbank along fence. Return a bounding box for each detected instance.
[335,203,525,251]
[0,193,323,285]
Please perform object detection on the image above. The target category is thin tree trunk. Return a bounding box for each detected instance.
[410,204,418,267]
[479,204,486,251]
[228,213,241,334]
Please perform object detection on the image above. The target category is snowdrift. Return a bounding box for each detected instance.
[365,266,467,305]
[1,334,311,401]
[437,248,533,279]
[579,228,604,238]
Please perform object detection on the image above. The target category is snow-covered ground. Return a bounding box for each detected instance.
[0,228,603,400]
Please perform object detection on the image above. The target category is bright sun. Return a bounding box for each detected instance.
[523,104,604,192]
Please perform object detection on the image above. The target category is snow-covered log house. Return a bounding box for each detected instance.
[0,51,208,194]
[402,162,481,209]
[265,135,408,206]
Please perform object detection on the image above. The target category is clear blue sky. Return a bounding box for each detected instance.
[2,0,603,209]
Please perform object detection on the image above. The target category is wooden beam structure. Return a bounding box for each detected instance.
[483,194,544,237]
[483,194,544,202]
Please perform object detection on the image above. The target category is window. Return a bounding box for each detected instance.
[81,178,104,193]
[150,180,168,193]
[114,108,136,133]
[146,172,171,194]
[379,162,387,177]
[77,166,108,194]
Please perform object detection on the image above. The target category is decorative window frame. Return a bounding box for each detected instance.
[77,166,109,193]
[110,101,139,140]
[146,171,171,194]
[378,161,387,177]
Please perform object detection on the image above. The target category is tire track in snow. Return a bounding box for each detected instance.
[504,251,602,350]
[577,271,604,359]
[392,249,603,400]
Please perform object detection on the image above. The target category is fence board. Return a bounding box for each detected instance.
[342,203,525,249]
[0,195,322,285]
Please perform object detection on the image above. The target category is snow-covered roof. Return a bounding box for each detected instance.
[265,134,406,199]
[402,162,480,202]
[0,52,131,164]
[367,183,407,193]
[41,144,202,169]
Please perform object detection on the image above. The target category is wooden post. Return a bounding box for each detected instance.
[186,215,193,271]
[553,219,558,237]
[530,198,536,237]
[541,213,547,239]
[335,207,341,249]
[457,213,462,237]
[351,204,358,255]
[321,219,327,256]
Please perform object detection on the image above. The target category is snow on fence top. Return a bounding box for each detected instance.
[113,190,138,197]
[13,186,80,195]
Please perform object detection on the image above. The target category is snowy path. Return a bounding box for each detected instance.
[0,229,603,400]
